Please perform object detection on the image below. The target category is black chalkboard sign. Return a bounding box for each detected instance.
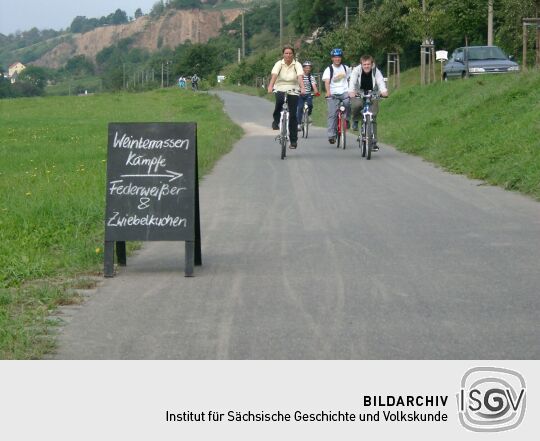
[103,122,201,277]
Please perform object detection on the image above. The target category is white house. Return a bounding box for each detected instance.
[8,61,26,83]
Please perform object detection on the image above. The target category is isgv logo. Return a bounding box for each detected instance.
[457,367,526,432]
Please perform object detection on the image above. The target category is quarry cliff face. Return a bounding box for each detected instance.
[34,9,242,69]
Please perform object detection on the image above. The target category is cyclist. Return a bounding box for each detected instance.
[296,61,320,131]
[348,55,388,151]
[267,44,306,149]
[191,73,199,90]
[322,48,351,144]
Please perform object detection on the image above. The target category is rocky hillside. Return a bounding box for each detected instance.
[33,8,243,69]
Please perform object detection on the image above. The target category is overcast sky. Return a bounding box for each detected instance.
[0,1,159,35]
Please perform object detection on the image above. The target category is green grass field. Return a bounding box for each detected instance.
[379,71,540,199]
[0,88,243,358]
[304,71,540,199]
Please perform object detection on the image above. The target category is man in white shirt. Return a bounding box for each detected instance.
[321,48,351,144]
[348,55,388,151]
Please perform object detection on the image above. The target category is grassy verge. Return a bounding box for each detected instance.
[0,87,243,358]
[379,71,540,199]
[45,76,103,96]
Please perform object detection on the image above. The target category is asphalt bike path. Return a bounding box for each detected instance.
[54,91,540,359]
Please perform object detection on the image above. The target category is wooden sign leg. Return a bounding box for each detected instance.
[104,241,115,277]
[116,241,127,266]
[185,241,194,277]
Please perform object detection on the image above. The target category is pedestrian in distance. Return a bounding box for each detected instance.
[296,61,320,131]
[348,55,389,151]
[191,73,199,91]
[267,44,306,149]
[322,48,351,144]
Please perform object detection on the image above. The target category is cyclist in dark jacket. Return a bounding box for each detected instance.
[348,55,388,150]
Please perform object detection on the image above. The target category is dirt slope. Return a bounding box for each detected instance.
[34,9,242,69]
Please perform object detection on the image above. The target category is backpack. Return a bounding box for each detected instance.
[329,64,350,80]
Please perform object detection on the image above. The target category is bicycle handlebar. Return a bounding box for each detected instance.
[354,90,380,99]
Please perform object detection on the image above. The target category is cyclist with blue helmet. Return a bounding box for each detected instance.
[322,48,351,144]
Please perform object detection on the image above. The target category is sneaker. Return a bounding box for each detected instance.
[272,122,279,130]
[352,121,358,131]
[328,137,336,144]
[290,142,297,149]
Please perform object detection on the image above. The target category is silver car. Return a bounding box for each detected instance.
[443,46,520,80]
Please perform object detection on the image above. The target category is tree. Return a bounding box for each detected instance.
[150,1,166,17]
[110,9,129,25]
[134,8,143,19]
[0,73,13,98]
[291,0,349,34]
[70,16,87,33]
[64,55,95,76]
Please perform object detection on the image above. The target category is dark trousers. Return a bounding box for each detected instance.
[297,94,313,122]
[273,92,299,143]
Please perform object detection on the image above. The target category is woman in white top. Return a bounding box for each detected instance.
[267,45,306,148]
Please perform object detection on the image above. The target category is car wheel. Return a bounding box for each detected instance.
[461,71,466,79]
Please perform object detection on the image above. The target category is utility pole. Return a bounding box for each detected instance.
[279,0,283,48]
[488,0,494,45]
[345,6,349,28]
[241,10,245,58]
[537,1,540,69]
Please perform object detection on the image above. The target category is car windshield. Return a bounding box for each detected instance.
[468,47,507,61]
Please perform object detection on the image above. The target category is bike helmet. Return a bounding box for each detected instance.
[330,48,343,57]
[302,60,312,67]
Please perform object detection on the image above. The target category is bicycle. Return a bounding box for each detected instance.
[328,95,348,149]
[356,91,380,160]
[299,93,315,139]
[274,90,296,159]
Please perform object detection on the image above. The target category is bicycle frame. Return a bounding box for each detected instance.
[274,91,293,159]
[300,93,314,139]
[357,91,379,159]
[329,95,348,149]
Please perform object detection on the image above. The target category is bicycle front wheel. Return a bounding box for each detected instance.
[342,116,347,149]
[302,110,309,138]
[359,120,367,157]
[336,114,342,149]
[366,118,373,160]
[280,113,288,159]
